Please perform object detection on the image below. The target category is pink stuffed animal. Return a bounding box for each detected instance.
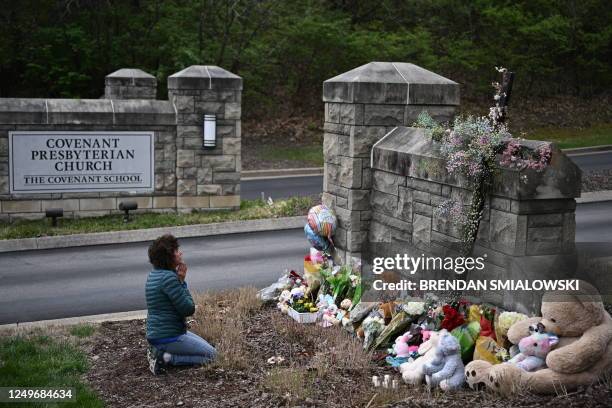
[508,331,559,371]
[394,332,419,358]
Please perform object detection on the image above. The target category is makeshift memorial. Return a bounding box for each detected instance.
[473,305,506,364]
[304,204,337,251]
[305,223,332,251]
[400,331,441,385]
[348,302,378,326]
[320,264,362,305]
[257,272,294,302]
[307,204,337,242]
[495,311,528,350]
[303,255,322,296]
[451,321,481,363]
[507,327,559,371]
[424,330,466,390]
[393,332,419,358]
[320,304,338,326]
[386,332,420,367]
[465,281,612,394]
[288,294,319,324]
[382,374,391,388]
[277,290,292,313]
[441,304,465,331]
[464,359,492,390]
[402,301,425,316]
[338,298,353,327]
[379,301,395,325]
[371,310,415,351]
[362,314,385,350]
[372,376,380,387]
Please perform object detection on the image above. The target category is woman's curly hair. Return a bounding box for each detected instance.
[148,234,179,270]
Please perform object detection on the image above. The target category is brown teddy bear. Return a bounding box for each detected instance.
[465,281,612,394]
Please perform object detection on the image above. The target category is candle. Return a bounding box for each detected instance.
[372,376,380,387]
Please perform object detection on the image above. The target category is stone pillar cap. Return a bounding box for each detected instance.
[323,61,459,105]
[105,68,156,86]
[168,65,242,90]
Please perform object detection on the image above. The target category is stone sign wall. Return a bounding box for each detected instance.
[322,62,583,313]
[0,66,242,221]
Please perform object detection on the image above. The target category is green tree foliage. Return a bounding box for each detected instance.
[0,0,610,116]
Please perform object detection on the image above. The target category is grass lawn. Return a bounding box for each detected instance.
[0,333,102,407]
[524,123,612,149]
[261,145,324,167]
[0,196,314,240]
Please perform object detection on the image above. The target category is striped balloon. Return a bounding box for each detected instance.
[307,204,337,238]
[304,223,331,251]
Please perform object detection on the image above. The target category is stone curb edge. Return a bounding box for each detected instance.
[576,190,612,204]
[0,310,147,331]
[241,167,323,180]
[0,215,306,253]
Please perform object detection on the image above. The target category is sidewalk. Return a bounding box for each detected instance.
[0,310,147,332]
[0,215,305,253]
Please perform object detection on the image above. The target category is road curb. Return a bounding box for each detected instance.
[0,215,306,253]
[241,167,323,180]
[576,190,612,204]
[564,145,612,155]
[0,310,147,331]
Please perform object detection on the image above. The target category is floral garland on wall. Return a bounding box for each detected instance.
[415,68,553,255]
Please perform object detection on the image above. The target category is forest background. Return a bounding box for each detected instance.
[1,0,610,168]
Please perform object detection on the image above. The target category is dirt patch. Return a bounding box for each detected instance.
[82,303,612,407]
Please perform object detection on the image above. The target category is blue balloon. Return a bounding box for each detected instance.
[304,223,331,251]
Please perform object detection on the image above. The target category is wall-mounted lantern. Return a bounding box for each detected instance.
[203,114,216,149]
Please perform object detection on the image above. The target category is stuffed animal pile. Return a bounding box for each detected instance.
[259,205,612,395]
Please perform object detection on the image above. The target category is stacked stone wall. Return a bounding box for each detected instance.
[0,65,242,221]
[368,126,581,312]
[321,62,459,264]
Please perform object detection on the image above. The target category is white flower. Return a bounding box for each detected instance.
[403,302,425,315]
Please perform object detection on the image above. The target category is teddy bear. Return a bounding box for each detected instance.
[423,329,466,390]
[507,326,559,371]
[400,330,441,385]
[465,280,612,394]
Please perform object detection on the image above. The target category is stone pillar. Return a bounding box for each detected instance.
[322,62,459,263]
[104,68,157,99]
[167,65,242,211]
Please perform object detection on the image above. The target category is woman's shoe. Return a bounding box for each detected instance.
[147,345,165,375]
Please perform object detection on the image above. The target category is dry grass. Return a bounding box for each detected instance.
[262,367,316,401]
[191,287,262,370]
[308,325,372,377]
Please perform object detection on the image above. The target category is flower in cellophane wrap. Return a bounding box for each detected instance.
[307,205,337,245]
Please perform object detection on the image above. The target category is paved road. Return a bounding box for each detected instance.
[242,175,323,200]
[567,151,612,172]
[240,151,612,200]
[575,201,612,242]
[0,229,308,324]
[1,201,610,324]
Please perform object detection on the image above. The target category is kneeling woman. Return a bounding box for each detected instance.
[145,234,216,374]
